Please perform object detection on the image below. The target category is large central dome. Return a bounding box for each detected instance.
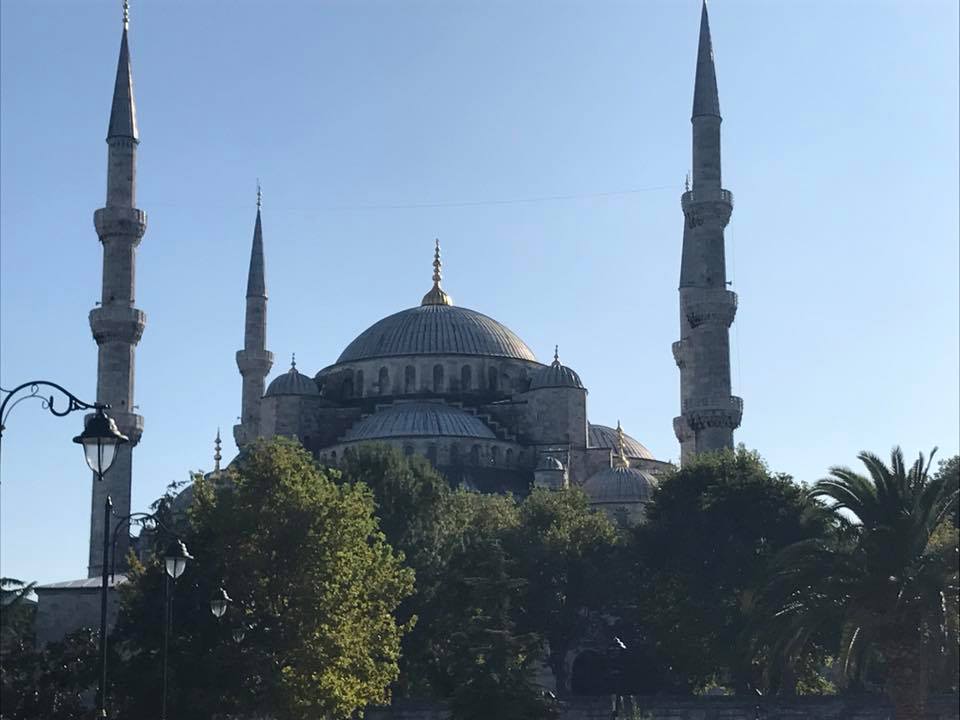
[337,304,537,363]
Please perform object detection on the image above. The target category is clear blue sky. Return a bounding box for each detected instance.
[1,0,957,584]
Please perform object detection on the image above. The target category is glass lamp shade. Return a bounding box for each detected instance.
[163,539,193,579]
[210,587,232,619]
[232,628,246,643]
[73,411,128,477]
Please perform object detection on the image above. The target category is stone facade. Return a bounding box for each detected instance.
[33,577,125,647]
[367,696,960,720]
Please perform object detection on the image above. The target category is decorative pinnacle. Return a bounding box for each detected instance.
[421,238,453,306]
[553,345,560,365]
[614,420,630,469]
[256,179,262,210]
[123,0,129,29]
[214,428,222,474]
[685,173,690,192]
[291,352,296,370]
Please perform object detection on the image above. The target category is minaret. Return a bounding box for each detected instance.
[673,1,742,463]
[88,1,146,577]
[233,185,273,449]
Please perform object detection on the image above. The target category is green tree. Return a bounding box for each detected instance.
[112,438,414,720]
[632,447,821,693]
[758,448,959,720]
[508,488,620,695]
[0,578,36,652]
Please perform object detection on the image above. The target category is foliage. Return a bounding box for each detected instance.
[0,578,36,652]
[629,447,824,694]
[111,438,414,720]
[0,628,100,720]
[756,448,959,720]
[507,488,620,695]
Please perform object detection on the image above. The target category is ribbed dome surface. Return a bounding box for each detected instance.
[583,466,657,504]
[530,361,584,390]
[588,424,654,460]
[265,367,319,397]
[343,402,496,442]
[337,305,537,363]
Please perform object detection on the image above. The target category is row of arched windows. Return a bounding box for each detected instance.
[340,363,504,398]
[321,442,520,468]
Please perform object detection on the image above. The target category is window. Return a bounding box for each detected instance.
[427,444,438,465]
[341,377,353,398]
[433,364,444,393]
[487,366,498,392]
[405,366,416,394]
[403,445,414,457]
[491,446,500,465]
[505,448,513,465]
[470,445,481,465]
[450,443,461,464]
[461,365,472,391]
[378,367,389,395]
[355,370,364,397]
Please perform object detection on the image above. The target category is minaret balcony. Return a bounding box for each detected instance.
[671,341,686,369]
[682,289,738,329]
[681,188,734,213]
[682,395,743,430]
[89,306,146,345]
[94,207,147,241]
[236,349,275,376]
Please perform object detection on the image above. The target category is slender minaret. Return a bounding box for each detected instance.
[88,1,146,576]
[673,1,742,463]
[233,186,273,449]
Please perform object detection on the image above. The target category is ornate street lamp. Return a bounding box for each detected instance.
[210,587,232,619]
[161,539,193,720]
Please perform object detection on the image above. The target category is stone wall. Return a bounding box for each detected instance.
[367,695,960,720]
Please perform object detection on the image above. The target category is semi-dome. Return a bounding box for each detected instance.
[265,359,319,397]
[583,466,657,504]
[588,423,654,460]
[537,455,565,471]
[529,346,584,390]
[336,304,537,364]
[342,402,496,442]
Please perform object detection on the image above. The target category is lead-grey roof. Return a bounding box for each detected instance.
[265,366,318,397]
[336,304,537,364]
[530,361,584,390]
[583,466,657,504]
[343,402,497,442]
[588,424,655,460]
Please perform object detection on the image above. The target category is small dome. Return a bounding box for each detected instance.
[537,455,565,471]
[588,424,654,460]
[529,348,584,390]
[583,466,656,504]
[343,402,496,442]
[265,361,319,397]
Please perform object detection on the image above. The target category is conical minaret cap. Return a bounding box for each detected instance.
[107,17,138,140]
[692,0,721,119]
[246,188,266,298]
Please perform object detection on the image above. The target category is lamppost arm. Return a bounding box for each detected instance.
[110,512,177,583]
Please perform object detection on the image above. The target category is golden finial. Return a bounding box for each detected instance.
[214,427,222,475]
[256,179,262,210]
[421,238,453,306]
[613,420,630,469]
[123,0,130,29]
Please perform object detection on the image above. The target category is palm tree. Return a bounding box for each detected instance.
[755,448,958,720]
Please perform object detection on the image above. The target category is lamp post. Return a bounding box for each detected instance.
[74,409,129,718]
[162,539,193,720]
[210,587,232,619]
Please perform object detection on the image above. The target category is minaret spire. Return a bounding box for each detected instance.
[234,185,274,449]
[88,3,147,576]
[673,2,742,464]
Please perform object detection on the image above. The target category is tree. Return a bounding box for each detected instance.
[508,488,620,695]
[111,438,414,720]
[0,578,36,652]
[631,447,822,693]
[758,448,959,720]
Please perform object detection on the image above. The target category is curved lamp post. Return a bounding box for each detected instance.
[74,409,129,719]
[161,539,193,720]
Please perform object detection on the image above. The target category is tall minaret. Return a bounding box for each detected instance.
[233,186,273,449]
[88,1,146,576]
[672,1,742,463]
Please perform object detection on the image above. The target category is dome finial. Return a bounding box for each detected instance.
[291,352,296,370]
[421,238,453,306]
[214,427,223,475]
[613,420,630,469]
[122,0,130,29]
[553,345,560,364]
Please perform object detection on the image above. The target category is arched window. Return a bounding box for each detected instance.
[470,445,481,465]
[461,365,472,391]
[487,366,498,392]
[403,445,414,457]
[433,364,444,393]
[378,367,389,395]
[505,448,513,465]
[450,443,461,464]
[405,365,416,394]
[355,370,364,397]
[427,444,438,465]
[341,377,354,398]
[491,446,500,465]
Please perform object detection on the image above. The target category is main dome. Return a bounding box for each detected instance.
[336,304,537,364]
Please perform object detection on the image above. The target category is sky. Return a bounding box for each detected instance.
[1,0,957,585]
